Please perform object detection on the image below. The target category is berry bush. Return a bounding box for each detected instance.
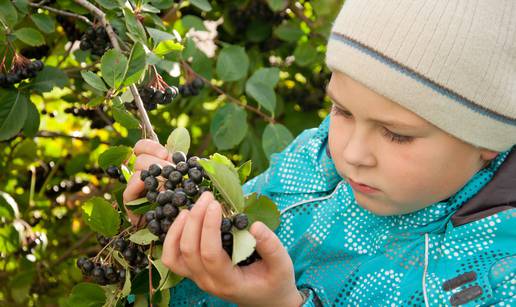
[0,0,342,306]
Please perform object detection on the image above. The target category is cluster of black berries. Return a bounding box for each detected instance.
[178,77,204,97]
[64,106,110,129]
[21,45,50,59]
[80,26,112,56]
[77,257,126,286]
[56,15,82,42]
[44,178,89,198]
[0,60,44,88]
[140,152,210,238]
[127,85,179,111]
[106,165,127,184]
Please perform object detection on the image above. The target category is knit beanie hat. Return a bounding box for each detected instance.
[326,0,516,152]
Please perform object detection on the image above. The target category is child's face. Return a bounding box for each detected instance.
[327,71,498,216]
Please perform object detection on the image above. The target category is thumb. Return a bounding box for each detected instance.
[249,222,291,268]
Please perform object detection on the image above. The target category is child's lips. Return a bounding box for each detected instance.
[346,177,380,193]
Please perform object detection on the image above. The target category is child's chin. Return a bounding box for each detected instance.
[355,198,414,216]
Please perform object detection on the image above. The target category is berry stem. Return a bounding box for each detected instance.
[74,0,159,142]
[28,2,93,25]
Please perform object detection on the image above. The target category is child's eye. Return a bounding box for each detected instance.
[332,104,414,144]
[381,128,413,144]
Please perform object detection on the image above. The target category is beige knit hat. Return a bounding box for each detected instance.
[326,0,516,151]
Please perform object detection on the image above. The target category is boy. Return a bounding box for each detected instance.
[124,1,516,305]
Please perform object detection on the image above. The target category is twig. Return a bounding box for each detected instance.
[74,0,159,142]
[28,2,93,25]
[57,42,75,68]
[31,130,110,144]
[162,0,183,23]
[52,232,95,265]
[95,108,123,139]
[180,61,276,123]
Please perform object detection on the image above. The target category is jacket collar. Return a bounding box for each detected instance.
[451,146,516,227]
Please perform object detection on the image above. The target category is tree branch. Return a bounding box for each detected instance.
[31,130,111,144]
[180,61,276,124]
[73,0,159,142]
[29,2,93,25]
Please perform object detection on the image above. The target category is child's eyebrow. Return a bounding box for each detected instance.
[326,88,428,130]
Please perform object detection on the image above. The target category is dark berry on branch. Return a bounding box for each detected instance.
[183,179,198,197]
[146,190,158,202]
[144,176,158,191]
[155,206,165,220]
[106,166,121,179]
[82,259,94,273]
[192,77,204,90]
[105,266,118,283]
[123,246,137,262]
[77,257,87,269]
[140,170,150,181]
[152,91,164,104]
[176,162,189,175]
[172,152,187,164]
[147,219,161,236]
[114,238,127,251]
[188,168,203,184]
[92,266,105,279]
[168,171,183,185]
[163,204,179,218]
[97,234,110,246]
[221,232,233,245]
[233,213,249,230]
[172,190,187,207]
[159,233,166,242]
[161,165,175,179]
[165,180,176,190]
[187,156,200,168]
[148,164,162,177]
[119,174,127,184]
[160,218,172,232]
[221,218,232,233]
[144,210,155,223]
[198,186,211,195]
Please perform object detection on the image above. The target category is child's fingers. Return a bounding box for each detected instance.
[162,210,190,277]
[199,200,235,279]
[179,192,214,278]
[249,222,293,276]
[134,139,171,161]
[134,154,173,172]
[122,171,145,225]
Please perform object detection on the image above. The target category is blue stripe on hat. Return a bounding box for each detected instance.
[330,32,516,126]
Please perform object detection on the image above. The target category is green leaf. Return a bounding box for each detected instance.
[247,67,280,88]
[198,159,244,212]
[266,0,288,11]
[123,7,147,44]
[13,139,37,161]
[101,49,128,89]
[22,101,39,138]
[294,42,317,66]
[123,42,147,86]
[67,283,106,307]
[0,225,19,254]
[0,191,18,220]
[237,160,252,184]
[9,270,35,304]
[151,258,183,290]
[65,153,89,176]
[31,14,55,34]
[210,104,248,150]
[245,80,276,114]
[98,145,133,170]
[216,45,249,82]
[262,123,293,159]
[129,229,158,245]
[166,127,190,156]
[274,21,303,42]
[82,197,120,237]
[13,27,45,46]
[112,98,140,129]
[125,197,149,206]
[181,15,206,31]
[121,267,132,297]
[154,40,184,56]
[244,193,280,231]
[81,71,108,92]
[95,0,119,10]
[0,0,18,28]
[147,27,177,44]
[0,90,28,141]
[210,153,236,170]
[24,66,68,93]
[190,0,212,11]
[231,229,256,265]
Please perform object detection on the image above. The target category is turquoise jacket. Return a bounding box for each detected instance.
[170,117,516,306]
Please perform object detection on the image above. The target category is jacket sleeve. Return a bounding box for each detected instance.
[488,255,516,305]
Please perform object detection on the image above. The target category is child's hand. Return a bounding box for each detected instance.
[161,192,303,307]
[122,140,172,225]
